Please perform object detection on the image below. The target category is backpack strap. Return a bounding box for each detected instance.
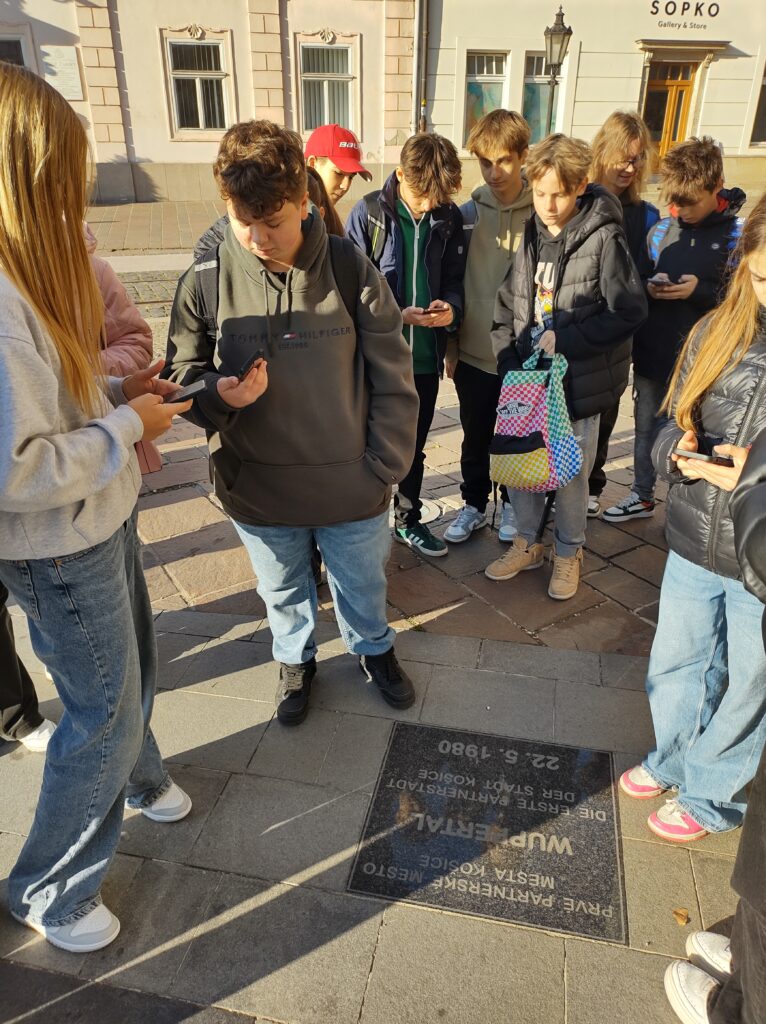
[364,192,387,264]
[328,234,360,330]
[460,198,478,255]
[728,216,746,251]
[648,218,671,264]
[194,244,220,346]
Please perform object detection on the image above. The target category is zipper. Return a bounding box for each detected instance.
[706,357,766,571]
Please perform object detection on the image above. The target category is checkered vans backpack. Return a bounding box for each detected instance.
[490,350,583,492]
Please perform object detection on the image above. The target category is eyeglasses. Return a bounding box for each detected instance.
[615,154,647,170]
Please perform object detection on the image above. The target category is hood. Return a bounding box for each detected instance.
[670,186,747,228]
[472,178,532,214]
[556,183,623,257]
[223,209,328,355]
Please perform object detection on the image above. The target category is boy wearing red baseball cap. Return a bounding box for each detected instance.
[305,124,372,205]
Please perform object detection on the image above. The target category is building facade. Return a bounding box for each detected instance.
[2,0,765,203]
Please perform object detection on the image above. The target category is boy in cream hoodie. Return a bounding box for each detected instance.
[444,110,532,545]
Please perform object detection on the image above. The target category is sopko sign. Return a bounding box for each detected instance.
[650,0,721,20]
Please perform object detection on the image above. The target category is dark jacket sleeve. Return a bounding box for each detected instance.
[491,265,523,378]
[437,207,466,328]
[193,216,229,261]
[730,427,766,604]
[345,199,372,258]
[652,417,687,484]
[553,233,648,360]
[163,267,244,433]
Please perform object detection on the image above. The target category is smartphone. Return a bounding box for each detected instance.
[238,349,265,380]
[672,447,735,467]
[648,274,676,288]
[163,379,206,404]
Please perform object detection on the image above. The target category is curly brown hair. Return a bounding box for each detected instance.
[398,133,461,204]
[660,136,723,204]
[214,120,307,216]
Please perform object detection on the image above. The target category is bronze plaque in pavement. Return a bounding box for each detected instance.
[348,722,627,943]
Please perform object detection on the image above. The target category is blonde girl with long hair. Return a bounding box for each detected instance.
[589,110,659,516]
[619,191,766,847]
[0,64,199,953]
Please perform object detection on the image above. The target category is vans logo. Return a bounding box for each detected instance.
[497,400,533,417]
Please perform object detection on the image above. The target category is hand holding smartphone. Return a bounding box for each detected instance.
[672,447,735,468]
[162,379,206,404]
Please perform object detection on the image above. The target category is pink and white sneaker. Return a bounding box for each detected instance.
[648,799,709,843]
[619,764,668,799]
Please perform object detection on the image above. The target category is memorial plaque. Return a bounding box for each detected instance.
[348,723,628,943]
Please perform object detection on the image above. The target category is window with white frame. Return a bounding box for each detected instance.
[0,37,26,66]
[752,64,766,144]
[300,44,354,132]
[464,52,507,143]
[523,53,557,144]
[167,39,227,132]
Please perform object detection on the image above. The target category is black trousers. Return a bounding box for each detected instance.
[453,360,507,513]
[709,616,766,1024]
[709,899,766,1024]
[588,396,621,498]
[394,372,440,528]
[0,583,43,741]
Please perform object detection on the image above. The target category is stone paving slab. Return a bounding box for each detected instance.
[0,960,256,1024]
[564,940,677,1024]
[358,904,566,1024]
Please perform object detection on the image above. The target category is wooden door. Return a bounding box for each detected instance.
[643,61,697,157]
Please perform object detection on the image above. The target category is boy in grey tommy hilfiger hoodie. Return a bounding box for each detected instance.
[164,120,419,726]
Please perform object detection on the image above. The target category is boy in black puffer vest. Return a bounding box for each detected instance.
[603,136,745,524]
[487,134,647,600]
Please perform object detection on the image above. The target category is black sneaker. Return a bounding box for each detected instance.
[275,658,316,725]
[360,649,416,709]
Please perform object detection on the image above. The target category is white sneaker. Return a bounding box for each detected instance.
[498,501,517,542]
[602,491,655,522]
[444,505,487,543]
[587,496,601,517]
[12,902,120,953]
[19,719,56,753]
[664,961,717,1024]
[686,931,733,984]
[137,782,192,823]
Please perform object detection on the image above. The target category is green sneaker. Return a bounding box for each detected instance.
[395,523,448,558]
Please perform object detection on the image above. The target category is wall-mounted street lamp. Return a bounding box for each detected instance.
[544,6,573,136]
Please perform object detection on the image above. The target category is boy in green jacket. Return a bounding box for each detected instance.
[164,121,419,726]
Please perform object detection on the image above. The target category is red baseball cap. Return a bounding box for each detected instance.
[304,124,372,181]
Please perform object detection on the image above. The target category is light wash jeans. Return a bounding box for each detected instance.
[643,551,766,832]
[0,513,170,927]
[512,414,600,557]
[632,374,669,501]
[233,509,395,665]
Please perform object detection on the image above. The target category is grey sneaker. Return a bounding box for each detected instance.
[12,903,120,953]
[444,505,487,543]
[498,501,517,542]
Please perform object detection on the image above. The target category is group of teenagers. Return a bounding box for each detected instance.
[1,58,766,1024]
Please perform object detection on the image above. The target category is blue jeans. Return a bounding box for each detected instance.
[643,551,766,832]
[233,509,395,667]
[632,374,668,501]
[233,509,395,664]
[0,514,170,927]
[513,414,600,557]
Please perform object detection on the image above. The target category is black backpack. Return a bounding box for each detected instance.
[194,234,362,345]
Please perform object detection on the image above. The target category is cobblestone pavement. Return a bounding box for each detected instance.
[0,270,741,1024]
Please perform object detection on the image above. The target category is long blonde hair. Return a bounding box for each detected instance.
[664,191,766,431]
[590,111,652,205]
[0,63,104,414]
